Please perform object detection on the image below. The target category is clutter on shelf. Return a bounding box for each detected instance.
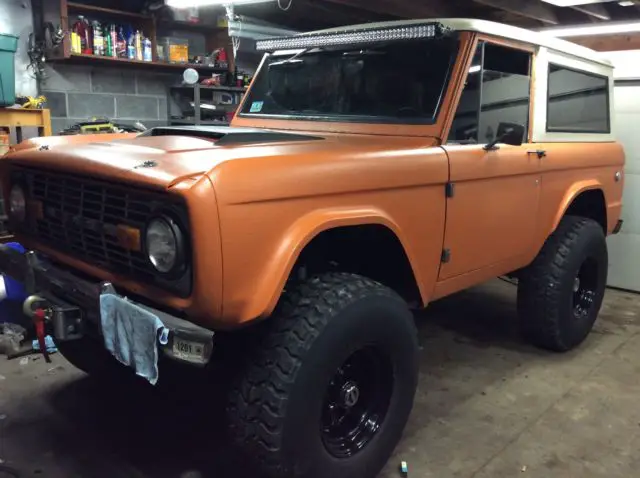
[70,15,153,61]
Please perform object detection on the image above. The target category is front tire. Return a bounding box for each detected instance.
[228,273,419,478]
[517,216,608,352]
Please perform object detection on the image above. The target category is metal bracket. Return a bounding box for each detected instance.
[441,249,451,263]
[445,183,455,198]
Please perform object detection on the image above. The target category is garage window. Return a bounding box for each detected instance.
[547,64,610,133]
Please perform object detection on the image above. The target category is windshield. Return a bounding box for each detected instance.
[241,36,458,124]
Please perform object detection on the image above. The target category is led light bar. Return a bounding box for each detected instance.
[256,22,447,52]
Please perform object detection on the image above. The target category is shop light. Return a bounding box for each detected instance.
[540,20,640,37]
[166,0,274,7]
[256,22,445,52]
[540,0,617,6]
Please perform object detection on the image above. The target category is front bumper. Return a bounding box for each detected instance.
[0,245,214,366]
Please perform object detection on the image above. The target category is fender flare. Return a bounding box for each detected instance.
[250,207,426,319]
[549,179,606,236]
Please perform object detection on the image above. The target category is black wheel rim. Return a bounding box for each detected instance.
[320,346,393,459]
[572,256,599,320]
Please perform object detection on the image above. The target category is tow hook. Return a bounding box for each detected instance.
[23,295,52,363]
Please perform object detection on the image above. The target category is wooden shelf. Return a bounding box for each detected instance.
[170,119,229,126]
[50,53,229,74]
[158,19,224,34]
[171,84,247,92]
[67,2,151,19]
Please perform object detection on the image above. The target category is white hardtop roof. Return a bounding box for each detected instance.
[308,18,612,67]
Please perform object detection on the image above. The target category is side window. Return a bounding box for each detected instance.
[547,65,610,133]
[448,42,532,144]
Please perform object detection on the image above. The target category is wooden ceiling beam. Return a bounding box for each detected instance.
[321,0,454,19]
[473,0,560,25]
[571,32,640,51]
[571,3,611,20]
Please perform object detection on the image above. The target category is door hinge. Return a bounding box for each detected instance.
[445,182,455,198]
[441,249,451,263]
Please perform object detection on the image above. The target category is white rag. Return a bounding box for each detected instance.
[99,294,169,385]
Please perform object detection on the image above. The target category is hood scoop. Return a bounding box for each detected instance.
[141,126,324,146]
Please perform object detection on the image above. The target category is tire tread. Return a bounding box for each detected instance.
[518,216,605,351]
[227,272,403,477]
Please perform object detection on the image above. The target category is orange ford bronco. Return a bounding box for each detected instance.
[0,19,625,478]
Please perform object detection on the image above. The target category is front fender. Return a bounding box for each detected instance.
[221,207,424,325]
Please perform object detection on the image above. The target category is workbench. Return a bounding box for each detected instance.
[0,108,52,145]
[0,108,52,242]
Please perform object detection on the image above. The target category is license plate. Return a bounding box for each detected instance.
[173,337,205,362]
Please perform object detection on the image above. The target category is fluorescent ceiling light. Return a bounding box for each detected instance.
[541,20,640,37]
[469,65,481,74]
[619,1,635,5]
[540,0,617,6]
[167,0,274,7]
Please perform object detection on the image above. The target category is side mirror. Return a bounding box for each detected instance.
[483,122,526,151]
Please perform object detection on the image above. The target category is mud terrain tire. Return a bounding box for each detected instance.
[518,216,608,352]
[228,273,419,478]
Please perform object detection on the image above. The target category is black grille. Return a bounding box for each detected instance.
[21,168,165,280]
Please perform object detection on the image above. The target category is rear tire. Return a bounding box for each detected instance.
[228,273,419,478]
[517,216,608,352]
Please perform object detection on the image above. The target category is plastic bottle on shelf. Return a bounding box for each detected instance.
[110,24,118,58]
[116,27,127,58]
[127,28,136,60]
[70,19,82,54]
[135,30,143,61]
[77,16,92,55]
[92,20,103,55]
[104,24,113,57]
[143,37,152,62]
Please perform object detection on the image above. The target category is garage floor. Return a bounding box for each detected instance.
[1,280,639,478]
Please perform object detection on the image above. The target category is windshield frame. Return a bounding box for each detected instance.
[237,35,460,126]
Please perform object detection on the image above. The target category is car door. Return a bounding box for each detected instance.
[439,40,541,280]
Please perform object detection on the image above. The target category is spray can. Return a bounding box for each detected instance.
[127,28,136,60]
[92,20,103,55]
[110,24,117,58]
[143,37,152,62]
[135,30,143,61]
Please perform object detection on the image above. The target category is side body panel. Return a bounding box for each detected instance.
[432,34,624,300]
[438,145,541,280]
[534,143,625,240]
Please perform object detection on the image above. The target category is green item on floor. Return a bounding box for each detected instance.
[0,33,18,107]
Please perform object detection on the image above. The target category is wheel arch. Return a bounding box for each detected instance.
[254,209,426,319]
[551,182,608,235]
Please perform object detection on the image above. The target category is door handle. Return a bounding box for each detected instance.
[527,150,547,159]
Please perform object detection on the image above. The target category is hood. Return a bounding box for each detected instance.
[10,133,138,153]
[4,127,325,189]
[4,126,439,190]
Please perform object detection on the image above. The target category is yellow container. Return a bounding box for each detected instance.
[0,131,9,156]
[169,43,189,63]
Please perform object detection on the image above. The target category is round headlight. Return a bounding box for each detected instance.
[9,185,26,222]
[146,217,183,274]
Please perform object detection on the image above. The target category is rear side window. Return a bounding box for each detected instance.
[547,64,610,133]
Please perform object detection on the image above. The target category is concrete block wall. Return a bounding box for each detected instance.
[41,64,180,134]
